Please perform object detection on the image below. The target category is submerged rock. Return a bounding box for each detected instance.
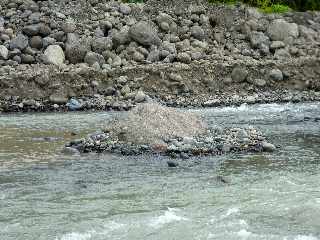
[167,161,178,167]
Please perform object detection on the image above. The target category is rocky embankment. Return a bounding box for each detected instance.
[1,0,320,112]
[65,103,276,157]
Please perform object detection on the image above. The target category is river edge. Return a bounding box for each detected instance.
[1,90,320,113]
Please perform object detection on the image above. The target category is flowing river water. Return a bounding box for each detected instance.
[0,103,320,240]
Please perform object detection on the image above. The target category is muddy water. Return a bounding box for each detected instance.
[0,103,320,240]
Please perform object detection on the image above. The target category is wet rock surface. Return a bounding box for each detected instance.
[65,103,275,157]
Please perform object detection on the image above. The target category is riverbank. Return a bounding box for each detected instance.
[1,58,320,113]
[1,0,320,112]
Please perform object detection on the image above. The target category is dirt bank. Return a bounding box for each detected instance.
[0,0,320,112]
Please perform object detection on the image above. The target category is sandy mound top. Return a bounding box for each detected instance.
[107,103,207,145]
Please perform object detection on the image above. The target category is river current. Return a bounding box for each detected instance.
[0,102,319,240]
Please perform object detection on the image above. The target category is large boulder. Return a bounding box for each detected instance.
[129,21,161,47]
[44,45,65,66]
[267,19,299,41]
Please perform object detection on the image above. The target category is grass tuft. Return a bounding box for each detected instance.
[262,4,291,13]
[209,0,291,13]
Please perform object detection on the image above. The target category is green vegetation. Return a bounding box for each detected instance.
[262,3,290,13]
[122,0,144,3]
[209,0,320,12]
[124,0,320,11]
[208,0,290,13]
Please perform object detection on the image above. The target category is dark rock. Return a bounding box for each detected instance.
[167,161,178,167]
[21,54,35,64]
[29,36,43,49]
[23,24,40,36]
[38,24,51,37]
[215,176,230,184]
[51,31,65,42]
[100,20,113,33]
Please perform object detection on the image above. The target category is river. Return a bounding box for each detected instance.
[0,102,320,240]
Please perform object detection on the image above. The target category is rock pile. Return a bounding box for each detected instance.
[1,0,320,68]
[1,0,320,112]
[66,103,276,157]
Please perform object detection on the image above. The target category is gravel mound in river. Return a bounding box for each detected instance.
[65,103,276,157]
[107,103,207,145]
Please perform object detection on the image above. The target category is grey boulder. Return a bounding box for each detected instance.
[231,67,248,83]
[190,25,205,40]
[91,37,113,53]
[249,31,269,48]
[267,19,299,41]
[269,69,283,81]
[129,21,161,47]
[84,51,105,66]
[10,34,29,50]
